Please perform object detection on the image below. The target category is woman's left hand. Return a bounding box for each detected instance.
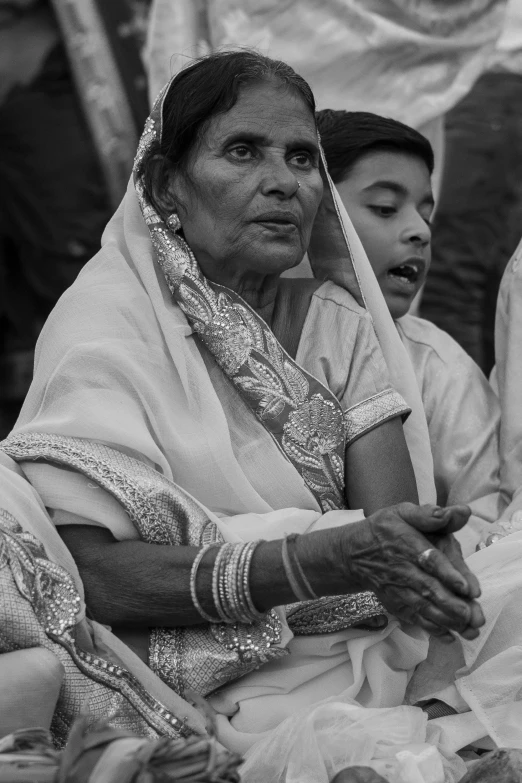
[418,505,484,641]
[328,502,485,642]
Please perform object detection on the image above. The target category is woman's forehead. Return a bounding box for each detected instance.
[202,82,318,146]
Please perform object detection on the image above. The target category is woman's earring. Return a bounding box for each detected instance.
[166,212,181,232]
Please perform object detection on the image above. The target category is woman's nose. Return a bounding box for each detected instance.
[260,158,299,198]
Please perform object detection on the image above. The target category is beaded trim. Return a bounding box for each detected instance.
[286,592,387,635]
[343,389,410,445]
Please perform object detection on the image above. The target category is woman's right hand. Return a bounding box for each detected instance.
[313,503,485,642]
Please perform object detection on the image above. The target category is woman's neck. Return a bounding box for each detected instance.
[234,276,279,325]
[200,262,281,326]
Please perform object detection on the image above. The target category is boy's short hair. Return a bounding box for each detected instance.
[316,109,434,184]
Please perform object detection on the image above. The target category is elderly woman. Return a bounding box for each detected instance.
[0,52,483,780]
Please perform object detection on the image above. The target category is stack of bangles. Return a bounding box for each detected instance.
[190,534,318,624]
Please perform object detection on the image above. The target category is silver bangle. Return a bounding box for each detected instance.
[240,540,265,621]
[225,541,244,622]
[189,543,220,623]
[287,533,318,600]
[282,535,317,602]
[213,542,235,623]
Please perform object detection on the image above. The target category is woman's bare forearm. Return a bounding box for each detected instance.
[345,417,418,515]
[58,523,350,627]
[58,504,485,642]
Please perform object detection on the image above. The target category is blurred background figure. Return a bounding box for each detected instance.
[0,0,150,437]
[421,0,522,374]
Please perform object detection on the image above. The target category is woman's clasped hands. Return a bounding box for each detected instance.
[313,503,485,643]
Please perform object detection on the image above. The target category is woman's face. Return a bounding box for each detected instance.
[336,150,434,320]
[170,81,324,289]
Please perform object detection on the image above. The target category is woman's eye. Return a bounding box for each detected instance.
[290,151,314,168]
[229,145,254,160]
[370,205,396,217]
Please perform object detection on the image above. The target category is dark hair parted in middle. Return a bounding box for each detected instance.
[142,50,316,211]
[316,109,434,184]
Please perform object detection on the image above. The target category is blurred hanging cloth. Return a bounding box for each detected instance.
[420,0,522,373]
[144,0,509,202]
[0,0,150,432]
[49,0,150,208]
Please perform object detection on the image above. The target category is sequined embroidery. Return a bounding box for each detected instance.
[286,593,387,635]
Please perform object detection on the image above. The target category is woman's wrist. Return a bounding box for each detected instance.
[249,539,299,611]
[295,525,366,598]
[225,524,367,616]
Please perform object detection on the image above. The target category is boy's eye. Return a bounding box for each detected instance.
[370,205,396,217]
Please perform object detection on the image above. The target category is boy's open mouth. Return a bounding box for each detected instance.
[387,260,423,286]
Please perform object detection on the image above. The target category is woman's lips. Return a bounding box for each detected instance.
[257,220,298,234]
[253,211,299,233]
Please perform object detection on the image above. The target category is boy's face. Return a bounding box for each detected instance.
[336,150,434,319]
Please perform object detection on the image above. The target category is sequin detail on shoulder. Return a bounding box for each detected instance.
[343,389,410,445]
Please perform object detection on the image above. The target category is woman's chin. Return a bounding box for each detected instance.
[250,249,305,277]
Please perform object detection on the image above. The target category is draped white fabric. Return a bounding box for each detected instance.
[145,0,508,128]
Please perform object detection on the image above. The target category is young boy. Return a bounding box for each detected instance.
[316,109,502,524]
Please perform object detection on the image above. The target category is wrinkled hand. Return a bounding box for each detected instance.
[340,503,485,642]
